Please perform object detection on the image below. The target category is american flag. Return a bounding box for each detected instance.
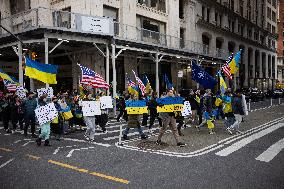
[3,79,17,92]
[127,76,136,87]
[132,70,146,96]
[78,64,109,89]
[222,54,234,80]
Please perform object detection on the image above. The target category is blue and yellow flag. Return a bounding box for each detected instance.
[25,57,58,84]
[218,71,227,95]
[125,100,148,114]
[142,75,152,94]
[229,50,242,74]
[0,69,14,82]
[126,77,139,96]
[156,97,184,113]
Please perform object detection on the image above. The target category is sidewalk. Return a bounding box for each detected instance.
[121,105,284,153]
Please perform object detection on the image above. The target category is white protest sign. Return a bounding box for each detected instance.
[37,87,54,98]
[82,101,101,116]
[35,103,58,125]
[182,101,192,116]
[16,86,27,99]
[100,96,113,109]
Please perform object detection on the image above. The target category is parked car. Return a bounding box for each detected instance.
[265,89,284,98]
[242,88,265,102]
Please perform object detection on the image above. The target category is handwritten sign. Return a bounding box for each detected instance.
[182,101,192,116]
[82,101,101,116]
[35,103,58,125]
[100,96,113,109]
[37,87,54,98]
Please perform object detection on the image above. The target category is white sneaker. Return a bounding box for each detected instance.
[226,128,233,135]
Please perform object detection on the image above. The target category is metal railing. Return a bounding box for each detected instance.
[0,7,230,59]
[0,7,114,37]
[114,22,230,59]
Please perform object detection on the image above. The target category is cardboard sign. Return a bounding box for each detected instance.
[100,96,113,109]
[182,101,192,116]
[35,103,58,125]
[37,87,54,99]
[16,86,27,99]
[82,101,101,116]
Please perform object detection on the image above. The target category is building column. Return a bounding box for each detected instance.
[251,49,255,86]
[265,53,269,80]
[209,7,216,25]
[244,47,249,87]
[45,37,49,88]
[18,42,23,86]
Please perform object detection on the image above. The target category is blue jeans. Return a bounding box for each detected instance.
[39,122,51,140]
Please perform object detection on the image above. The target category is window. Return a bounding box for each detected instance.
[207,8,210,22]
[10,0,30,15]
[137,0,166,12]
[103,6,118,21]
[254,32,259,41]
[272,11,276,22]
[272,26,275,34]
[272,0,276,8]
[240,0,244,16]
[179,0,184,19]
[202,6,205,20]
[267,7,271,19]
[267,22,271,32]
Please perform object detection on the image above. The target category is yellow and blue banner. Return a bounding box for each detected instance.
[126,77,139,96]
[125,100,148,115]
[0,69,15,82]
[25,57,58,84]
[229,50,242,74]
[156,97,184,113]
[218,71,227,95]
[164,74,174,90]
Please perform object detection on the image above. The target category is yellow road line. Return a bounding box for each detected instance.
[48,160,129,184]
[0,147,12,152]
[26,154,41,160]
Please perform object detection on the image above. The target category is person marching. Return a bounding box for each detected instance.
[50,96,63,140]
[82,93,96,142]
[1,93,12,133]
[229,90,245,134]
[96,91,108,133]
[187,89,199,126]
[23,92,37,138]
[147,92,162,130]
[36,94,52,146]
[222,89,235,135]
[122,94,148,140]
[156,89,186,147]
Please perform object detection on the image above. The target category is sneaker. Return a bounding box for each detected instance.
[226,128,233,135]
[177,142,186,147]
[195,126,200,132]
[84,135,90,141]
[156,140,162,145]
[36,138,42,146]
[89,139,95,142]
[122,135,130,140]
[236,130,244,134]
[140,134,148,139]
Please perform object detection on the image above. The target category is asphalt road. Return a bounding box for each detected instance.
[0,102,283,189]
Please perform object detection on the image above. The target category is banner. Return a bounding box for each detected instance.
[125,100,148,115]
[182,101,192,116]
[35,103,58,125]
[156,97,184,113]
[37,87,54,98]
[82,101,101,116]
[16,86,27,99]
[99,96,113,109]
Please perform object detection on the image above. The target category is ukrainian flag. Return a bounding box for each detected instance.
[219,71,227,95]
[0,69,14,82]
[25,57,58,84]
[125,100,148,114]
[142,75,152,94]
[229,50,242,74]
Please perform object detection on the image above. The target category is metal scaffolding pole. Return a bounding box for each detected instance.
[106,44,110,96]
[45,37,49,88]
[18,42,23,86]
[155,53,159,96]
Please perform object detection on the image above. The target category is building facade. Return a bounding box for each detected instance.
[277,0,284,84]
[0,0,278,95]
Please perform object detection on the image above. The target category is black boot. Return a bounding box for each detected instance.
[141,134,148,139]
[36,138,42,146]
[44,139,51,146]
[122,134,129,140]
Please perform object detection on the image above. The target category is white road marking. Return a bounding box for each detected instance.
[216,123,284,157]
[61,137,111,147]
[66,147,95,157]
[255,137,284,162]
[0,158,14,169]
[53,145,77,155]
[22,141,34,146]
